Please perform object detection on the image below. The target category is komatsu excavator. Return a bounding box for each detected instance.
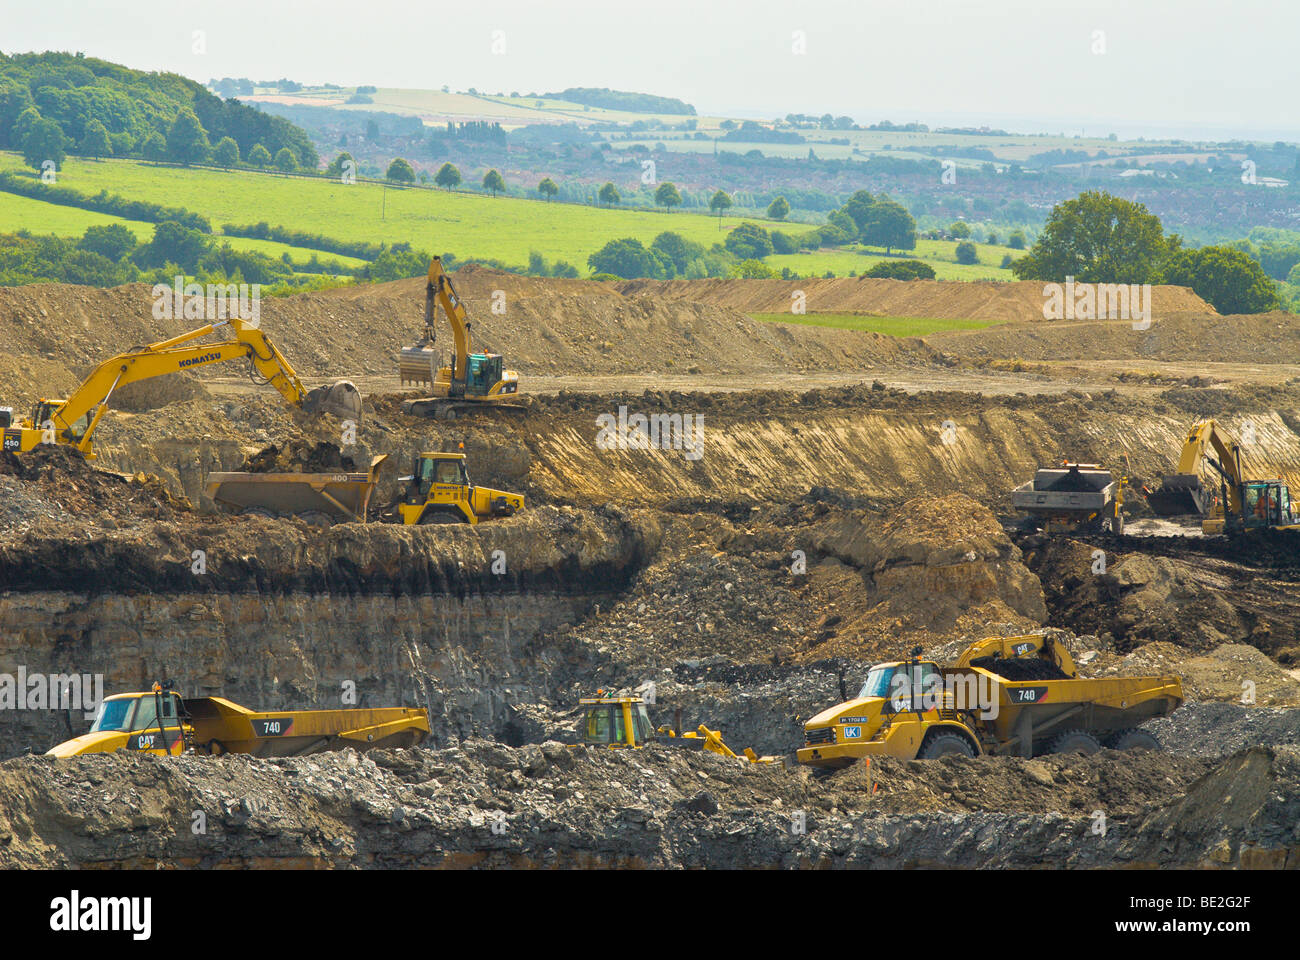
[0,317,361,459]
[1145,419,1299,535]
[399,257,520,419]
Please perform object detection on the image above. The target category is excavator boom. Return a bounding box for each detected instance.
[2,317,360,458]
[1146,419,1243,517]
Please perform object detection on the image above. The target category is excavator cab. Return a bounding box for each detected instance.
[1241,481,1294,530]
[465,354,503,398]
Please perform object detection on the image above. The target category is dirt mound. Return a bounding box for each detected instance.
[1122,745,1300,868]
[1102,642,1300,706]
[805,494,1046,658]
[0,444,190,527]
[928,310,1300,363]
[969,654,1071,680]
[108,372,210,412]
[240,440,356,473]
[0,271,938,406]
[1143,702,1300,758]
[615,276,1212,324]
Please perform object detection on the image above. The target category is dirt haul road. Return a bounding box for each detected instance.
[0,273,1298,869]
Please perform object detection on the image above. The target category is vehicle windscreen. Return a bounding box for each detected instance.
[858,666,896,699]
[90,698,136,733]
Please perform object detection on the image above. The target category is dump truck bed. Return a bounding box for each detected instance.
[183,696,428,757]
[1012,465,1118,521]
[205,455,388,524]
[960,667,1183,755]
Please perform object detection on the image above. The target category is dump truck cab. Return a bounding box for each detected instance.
[398,451,523,525]
[46,689,189,757]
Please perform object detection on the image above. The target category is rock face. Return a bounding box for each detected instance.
[1,743,1294,870]
[0,505,659,756]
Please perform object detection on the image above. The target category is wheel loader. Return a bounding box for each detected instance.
[0,316,361,460]
[392,449,523,525]
[398,257,521,420]
[46,682,428,758]
[797,633,1182,767]
[576,692,779,763]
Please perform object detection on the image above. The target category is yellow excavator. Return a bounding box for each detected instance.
[399,257,521,420]
[0,316,361,459]
[1145,419,1299,534]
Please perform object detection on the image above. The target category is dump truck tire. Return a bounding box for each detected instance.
[918,731,976,759]
[240,506,276,519]
[296,510,334,528]
[1047,729,1102,754]
[1106,728,1160,751]
[205,739,227,756]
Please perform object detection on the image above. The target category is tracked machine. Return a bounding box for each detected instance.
[1145,419,1299,535]
[0,316,361,459]
[399,257,522,420]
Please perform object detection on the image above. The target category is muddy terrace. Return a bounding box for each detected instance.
[1,272,1298,869]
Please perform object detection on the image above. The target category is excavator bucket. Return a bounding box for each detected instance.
[303,380,363,421]
[1145,473,1211,516]
[399,341,438,387]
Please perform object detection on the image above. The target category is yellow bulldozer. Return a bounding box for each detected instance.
[46,682,428,758]
[798,633,1182,767]
[0,316,361,459]
[393,448,523,525]
[577,692,779,763]
[399,257,521,420]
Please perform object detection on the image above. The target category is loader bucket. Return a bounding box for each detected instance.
[1145,473,1211,516]
[303,380,363,421]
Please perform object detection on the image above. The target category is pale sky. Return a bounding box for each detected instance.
[7,0,1297,141]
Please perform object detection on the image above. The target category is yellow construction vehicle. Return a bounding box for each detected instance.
[798,634,1182,767]
[46,682,428,758]
[1012,462,1127,535]
[0,317,361,460]
[394,449,523,525]
[577,692,779,763]
[1145,419,1299,535]
[399,257,520,420]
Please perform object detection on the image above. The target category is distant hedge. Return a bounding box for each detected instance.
[0,172,211,232]
[221,221,383,260]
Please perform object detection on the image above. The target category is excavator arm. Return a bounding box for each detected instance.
[1147,419,1244,517]
[10,318,360,458]
[424,256,471,391]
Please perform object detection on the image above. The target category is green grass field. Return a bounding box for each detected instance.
[0,189,367,270]
[750,311,998,337]
[769,237,1020,281]
[0,153,783,269]
[0,153,1020,281]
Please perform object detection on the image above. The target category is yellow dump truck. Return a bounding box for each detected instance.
[205,455,389,526]
[798,634,1182,767]
[577,692,779,763]
[46,684,429,758]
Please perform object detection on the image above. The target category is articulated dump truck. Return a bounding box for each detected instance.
[798,634,1182,767]
[46,684,429,758]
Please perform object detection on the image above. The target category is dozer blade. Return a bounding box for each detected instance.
[303,380,363,421]
[1145,473,1211,516]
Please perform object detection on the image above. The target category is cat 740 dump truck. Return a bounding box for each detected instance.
[798,634,1182,767]
[46,683,429,758]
